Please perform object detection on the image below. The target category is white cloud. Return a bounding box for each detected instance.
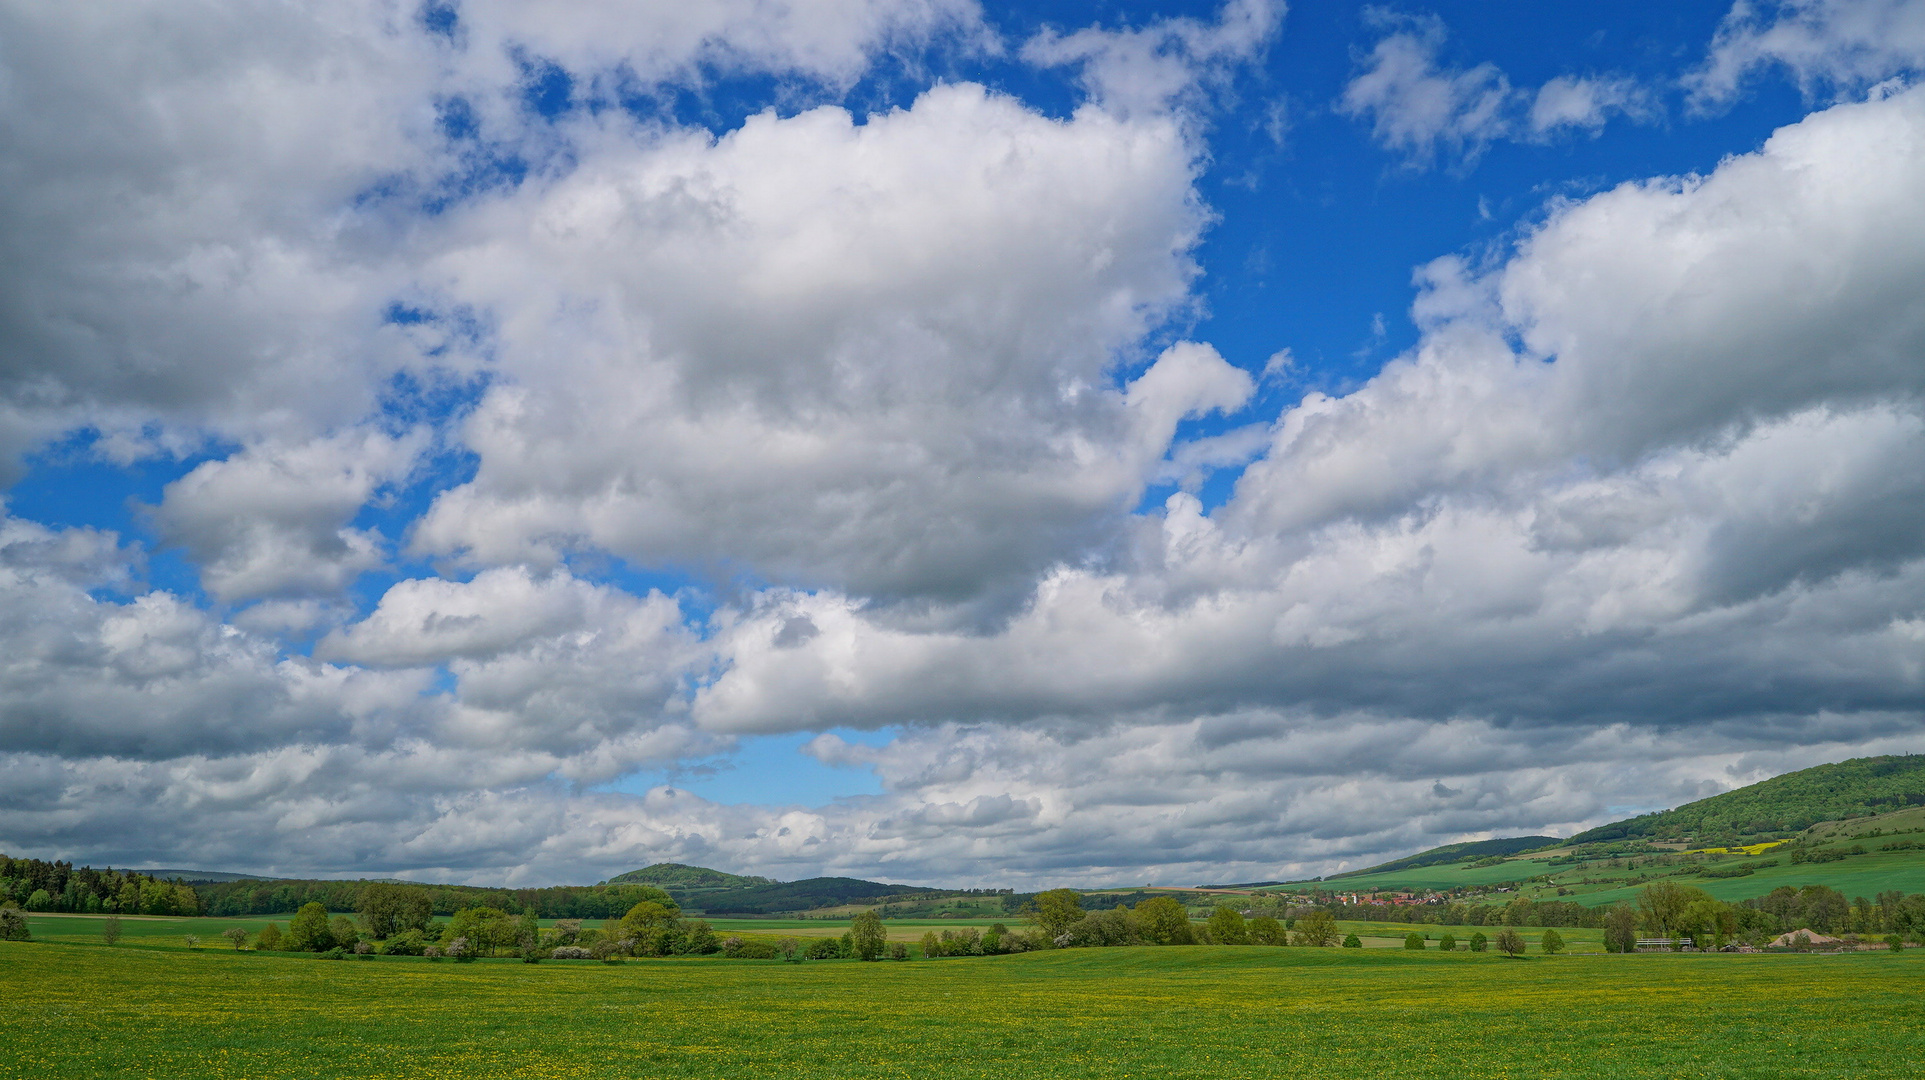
[1340,14,1653,167]
[153,429,424,602]
[407,86,1242,606]
[1694,0,1925,106]
[1021,0,1281,117]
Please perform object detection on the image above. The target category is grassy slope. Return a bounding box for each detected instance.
[1569,753,1925,843]
[7,940,1923,1079]
[1272,805,1925,906]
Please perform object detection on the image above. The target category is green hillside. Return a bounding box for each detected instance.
[1327,836,1560,880]
[603,863,773,889]
[1568,754,1925,844]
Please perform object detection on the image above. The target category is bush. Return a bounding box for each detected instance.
[1469,932,1488,953]
[102,916,122,946]
[1887,934,1905,952]
[183,934,201,949]
[1404,933,1425,951]
[1249,915,1286,946]
[550,946,592,959]
[1539,929,1565,955]
[447,937,475,962]
[378,929,425,956]
[1438,932,1457,952]
[0,907,29,942]
[1342,934,1362,949]
[424,945,443,960]
[720,936,745,958]
[805,936,842,960]
[319,947,348,960]
[889,941,909,960]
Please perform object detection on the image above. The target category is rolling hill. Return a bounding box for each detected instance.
[1565,754,1925,844]
[1261,755,1925,906]
[602,863,973,914]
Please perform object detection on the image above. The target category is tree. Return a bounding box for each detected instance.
[0,907,28,941]
[1033,889,1085,942]
[255,922,282,951]
[1208,905,1250,945]
[1404,932,1425,951]
[1249,915,1286,945]
[287,902,334,952]
[1290,909,1338,948]
[25,889,51,912]
[1887,933,1905,952]
[920,930,941,958]
[1603,905,1637,954]
[850,909,886,961]
[358,883,433,940]
[183,934,201,949]
[1636,882,1709,939]
[329,915,360,950]
[1468,931,1488,953]
[222,927,249,950]
[1494,929,1526,957]
[1437,932,1457,952]
[1539,929,1564,955]
[685,920,719,955]
[101,916,123,946]
[1342,934,1362,949]
[1134,896,1195,945]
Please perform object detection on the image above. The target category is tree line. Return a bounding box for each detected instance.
[0,856,200,916]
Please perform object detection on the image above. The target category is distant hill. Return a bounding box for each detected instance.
[604,863,774,889]
[1568,754,1925,844]
[134,868,277,883]
[603,863,967,914]
[1325,836,1562,880]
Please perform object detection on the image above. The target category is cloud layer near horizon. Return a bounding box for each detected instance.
[2,0,1924,888]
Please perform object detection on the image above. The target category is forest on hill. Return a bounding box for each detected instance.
[1568,755,1925,844]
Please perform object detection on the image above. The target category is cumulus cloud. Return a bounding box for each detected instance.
[1340,13,1652,167]
[1693,0,1925,106]
[152,429,424,603]
[407,87,1247,607]
[1021,0,1281,116]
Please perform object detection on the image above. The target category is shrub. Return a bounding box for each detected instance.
[1539,929,1565,955]
[550,946,592,959]
[1249,915,1286,946]
[424,945,443,960]
[447,937,474,962]
[102,916,122,946]
[1404,933,1425,951]
[1469,932,1488,953]
[805,936,841,960]
[319,947,348,960]
[255,923,282,951]
[1438,933,1457,952]
[378,929,425,956]
[0,907,29,942]
[1887,934,1905,952]
[183,935,201,949]
[889,941,908,960]
[734,939,776,959]
[1342,934,1362,949]
[920,930,942,958]
[720,936,745,958]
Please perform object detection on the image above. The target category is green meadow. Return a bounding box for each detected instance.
[6,938,1922,1079]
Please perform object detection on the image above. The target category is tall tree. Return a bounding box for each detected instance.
[1032,890,1085,942]
[1290,910,1338,948]
[849,909,886,961]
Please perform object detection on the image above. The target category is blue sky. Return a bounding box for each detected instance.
[3,0,1925,887]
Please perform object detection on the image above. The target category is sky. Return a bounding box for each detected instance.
[3,0,1925,889]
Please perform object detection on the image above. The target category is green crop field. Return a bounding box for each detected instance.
[5,939,1922,1079]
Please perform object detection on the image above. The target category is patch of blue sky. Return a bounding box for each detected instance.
[596,727,897,807]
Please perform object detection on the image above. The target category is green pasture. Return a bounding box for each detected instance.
[7,939,1924,1079]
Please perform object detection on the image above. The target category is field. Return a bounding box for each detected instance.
[6,939,1923,1079]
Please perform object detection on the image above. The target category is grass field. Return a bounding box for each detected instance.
[5,939,1923,1079]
